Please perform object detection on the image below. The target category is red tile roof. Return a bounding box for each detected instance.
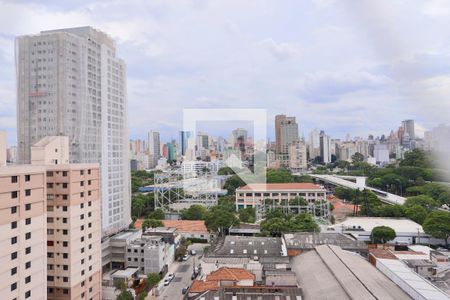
[189,280,219,293]
[162,220,208,233]
[206,267,255,282]
[237,183,324,191]
[134,219,144,229]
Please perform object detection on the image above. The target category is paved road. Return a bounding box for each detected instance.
[158,244,206,300]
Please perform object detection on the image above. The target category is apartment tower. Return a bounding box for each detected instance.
[0,165,48,300]
[16,27,131,235]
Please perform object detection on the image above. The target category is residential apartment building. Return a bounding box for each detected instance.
[0,165,48,300]
[16,26,131,235]
[275,115,299,164]
[288,141,307,172]
[45,164,102,300]
[148,131,160,169]
[125,236,175,275]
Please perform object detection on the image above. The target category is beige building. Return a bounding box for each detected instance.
[45,164,102,300]
[288,141,307,172]
[0,165,48,300]
[236,183,327,210]
[30,136,102,299]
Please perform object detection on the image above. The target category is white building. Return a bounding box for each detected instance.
[180,160,222,174]
[148,131,161,169]
[125,236,175,275]
[16,27,131,235]
[319,131,331,163]
[374,143,390,164]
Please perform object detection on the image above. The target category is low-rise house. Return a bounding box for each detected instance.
[188,267,255,298]
[162,220,215,242]
[125,236,175,275]
[404,259,437,277]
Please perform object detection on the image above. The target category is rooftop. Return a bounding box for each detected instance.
[206,267,255,282]
[111,267,139,279]
[190,280,219,293]
[404,259,436,268]
[162,220,208,233]
[331,217,425,233]
[283,232,367,251]
[237,183,324,191]
[195,286,303,300]
[292,245,412,300]
[207,236,285,258]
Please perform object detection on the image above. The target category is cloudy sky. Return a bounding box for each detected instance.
[1,0,450,144]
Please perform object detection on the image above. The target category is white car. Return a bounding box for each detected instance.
[167,273,175,281]
[182,254,189,261]
[190,250,197,255]
[164,278,170,286]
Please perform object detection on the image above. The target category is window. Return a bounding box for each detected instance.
[11,236,17,244]
[80,181,84,186]
[11,221,17,229]
[25,203,31,210]
[47,276,54,281]
[25,189,31,196]
[62,183,68,188]
[62,206,67,212]
[11,176,18,183]
[63,241,68,247]
[25,247,31,254]
[25,291,31,298]
[25,261,31,269]
[11,191,18,198]
[80,170,84,175]
[88,191,91,196]
[25,276,31,284]
[11,267,17,275]
[47,252,54,258]
[81,237,84,242]
[80,192,84,197]
[63,229,68,235]
[11,252,17,260]
[63,289,68,294]
[88,180,91,185]
[11,206,17,214]
[25,175,31,182]
[25,218,31,225]
[11,283,17,291]
[63,218,67,223]
[88,169,91,175]
[47,171,53,177]
[62,171,68,177]
[80,203,84,209]
[47,217,54,223]
[25,232,31,240]
[62,194,68,200]
[63,265,68,271]
[88,201,92,207]
[47,241,54,246]
[63,253,68,259]
[63,277,68,282]
[80,214,84,220]
[47,183,53,188]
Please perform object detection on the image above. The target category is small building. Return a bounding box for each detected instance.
[265,270,298,287]
[125,236,175,275]
[404,259,437,277]
[161,220,215,242]
[188,267,255,298]
[328,217,434,245]
[229,223,261,236]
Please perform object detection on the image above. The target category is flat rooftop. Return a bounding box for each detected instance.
[111,267,139,278]
[207,236,284,258]
[331,217,425,233]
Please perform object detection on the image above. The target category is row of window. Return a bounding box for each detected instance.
[10,282,31,298]
[11,204,32,214]
[46,169,92,177]
[11,174,31,183]
[10,189,32,198]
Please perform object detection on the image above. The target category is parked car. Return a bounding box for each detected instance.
[191,272,197,280]
[164,278,171,286]
[167,273,175,280]
[182,286,189,294]
[190,249,197,255]
[183,254,189,261]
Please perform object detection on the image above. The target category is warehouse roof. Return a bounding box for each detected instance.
[283,232,367,251]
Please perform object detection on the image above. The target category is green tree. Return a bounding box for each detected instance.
[114,280,127,293]
[351,152,365,164]
[400,149,430,168]
[404,195,440,212]
[142,219,163,231]
[289,213,320,232]
[205,206,239,234]
[238,207,256,223]
[260,217,287,237]
[146,273,161,289]
[374,205,405,218]
[289,196,308,206]
[223,175,246,195]
[423,211,450,248]
[181,204,208,220]
[260,213,319,236]
[405,205,428,224]
[116,290,133,300]
[267,168,294,183]
[371,226,396,244]
[217,167,236,175]
[293,175,314,183]
[138,292,148,300]
[148,208,165,220]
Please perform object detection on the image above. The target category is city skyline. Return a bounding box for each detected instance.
[1,1,450,145]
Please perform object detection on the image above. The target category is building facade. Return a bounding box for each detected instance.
[148,131,160,169]
[0,165,48,300]
[16,27,131,235]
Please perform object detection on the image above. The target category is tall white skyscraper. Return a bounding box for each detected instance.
[148,131,161,168]
[16,27,131,235]
[319,130,331,163]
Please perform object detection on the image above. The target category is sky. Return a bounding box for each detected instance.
[1,0,450,145]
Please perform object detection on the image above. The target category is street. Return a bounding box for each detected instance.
[157,243,206,300]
